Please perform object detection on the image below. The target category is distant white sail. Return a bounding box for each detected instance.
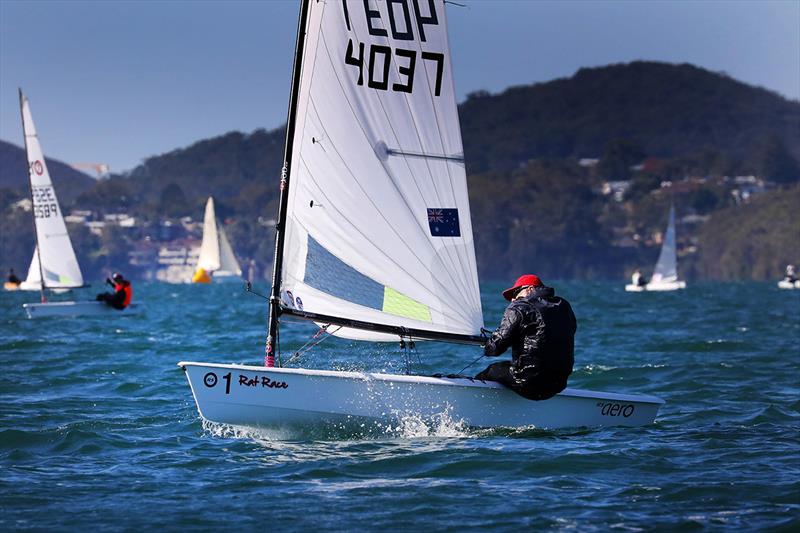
[197,197,221,272]
[195,197,241,279]
[650,205,678,283]
[217,226,241,276]
[18,91,84,291]
[279,1,483,341]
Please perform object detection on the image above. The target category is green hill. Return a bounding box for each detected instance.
[690,186,800,280]
[460,61,800,174]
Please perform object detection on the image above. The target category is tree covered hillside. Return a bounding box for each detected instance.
[460,61,799,174]
[691,186,800,280]
[0,140,95,203]
[1,61,797,282]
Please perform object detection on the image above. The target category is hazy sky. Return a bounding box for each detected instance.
[1,0,798,174]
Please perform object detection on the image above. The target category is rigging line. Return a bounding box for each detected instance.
[456,353,485,376]
[244,281,269,300]
[313,34,476,319]
[296,154,476,327]
[285,325,342,366]
[342,17,475,308]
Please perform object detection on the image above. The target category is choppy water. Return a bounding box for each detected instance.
[1,282,798,531]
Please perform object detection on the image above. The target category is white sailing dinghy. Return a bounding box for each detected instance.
[180,0,664,430]
[17,89,140,319]
[778,266,799,289]
[17,91,84,295]
[626,206,686,292]
[192,197,242,283]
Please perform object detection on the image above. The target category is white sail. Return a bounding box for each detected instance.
[19,91,84,290]
[197,197,221,272]
[195,196,241,278]
[217,227,242,276]
[650,206,678,283]
[280,1,483,341]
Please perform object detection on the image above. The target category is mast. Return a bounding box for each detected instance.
[265,0,311,367]
[19,89,47,304]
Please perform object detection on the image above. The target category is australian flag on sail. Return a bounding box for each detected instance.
[427,208,461,237]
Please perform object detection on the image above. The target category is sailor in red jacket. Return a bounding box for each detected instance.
[96,272,132,310]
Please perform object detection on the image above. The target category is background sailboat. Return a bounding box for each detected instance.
[180,0,663,430]
[626,205,686,292]
[17,89,139,318]
[192,197,242,283]
[17,90,84,295]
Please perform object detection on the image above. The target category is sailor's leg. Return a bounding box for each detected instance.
[475,360,514,386]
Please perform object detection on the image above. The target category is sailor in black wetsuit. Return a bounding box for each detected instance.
[476,274,576,401]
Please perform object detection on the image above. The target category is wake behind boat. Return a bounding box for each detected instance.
[180,0,664,431]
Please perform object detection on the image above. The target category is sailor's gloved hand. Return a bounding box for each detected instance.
[483,342,500,357]
[105,277,114,287]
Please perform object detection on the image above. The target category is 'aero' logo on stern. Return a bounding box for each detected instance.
[596,402,635,418]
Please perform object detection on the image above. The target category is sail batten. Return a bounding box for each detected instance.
[279,1,483,342]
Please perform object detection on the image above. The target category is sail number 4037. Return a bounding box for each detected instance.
[342,0,444,96]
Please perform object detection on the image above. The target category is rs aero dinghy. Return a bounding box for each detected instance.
[180,0,664,430]
[17,89,140,319]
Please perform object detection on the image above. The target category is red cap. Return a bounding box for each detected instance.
[502,274,543,301]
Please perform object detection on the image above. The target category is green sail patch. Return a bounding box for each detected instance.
[382,287,431,322]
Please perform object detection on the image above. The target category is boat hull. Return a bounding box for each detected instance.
[625,280,686,292]
[179,362,664,430]
[23,301,142,319]
[778,280,800,289]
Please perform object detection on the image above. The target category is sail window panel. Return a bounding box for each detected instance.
[304,235,385,311]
